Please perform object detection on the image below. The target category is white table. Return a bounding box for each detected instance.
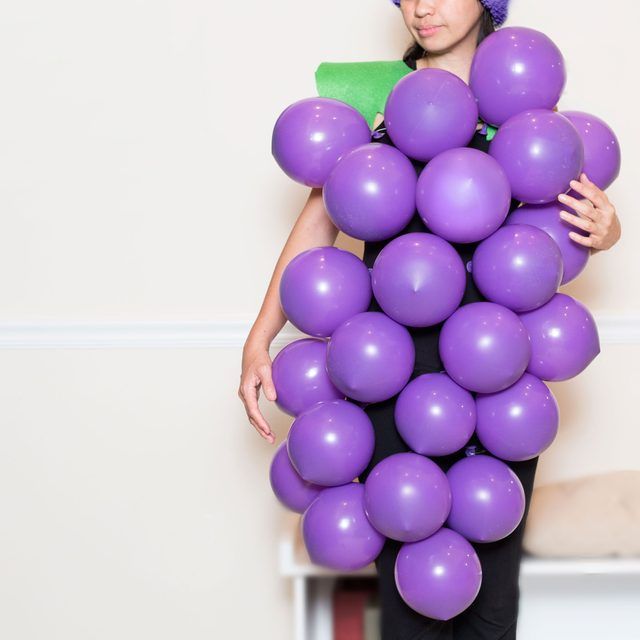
[278,512,640,640]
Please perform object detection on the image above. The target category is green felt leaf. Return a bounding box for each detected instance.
[314,60,413,129]
[485,123,498,141]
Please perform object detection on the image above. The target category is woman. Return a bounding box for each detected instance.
[239,1,622,637]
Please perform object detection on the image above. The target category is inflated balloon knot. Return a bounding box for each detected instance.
[464,445,487,457]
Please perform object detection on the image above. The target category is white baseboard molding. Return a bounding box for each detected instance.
[0,314,637,349]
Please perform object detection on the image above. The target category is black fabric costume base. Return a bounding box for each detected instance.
[357,57,540,640]
[358,396,538,640]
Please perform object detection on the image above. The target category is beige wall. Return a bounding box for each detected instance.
[0,0,638,638]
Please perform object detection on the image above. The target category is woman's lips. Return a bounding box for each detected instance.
[417,25,441,36]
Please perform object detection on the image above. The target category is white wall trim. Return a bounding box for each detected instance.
[0,314,638,349]
[0,319,301,349]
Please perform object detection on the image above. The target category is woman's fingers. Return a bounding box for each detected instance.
[555,172,623,251]
[567,229,595,247]
[557,192,597,221]
[239,377,274,441]
[250,415,276,443]
[570,173,610,211]
[258,363,278,402]
[238,349,278,443]
[557,208,595,233]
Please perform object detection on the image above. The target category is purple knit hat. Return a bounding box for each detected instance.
[390,0,509,27]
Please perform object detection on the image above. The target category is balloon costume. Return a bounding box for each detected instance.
[268,26,621,623]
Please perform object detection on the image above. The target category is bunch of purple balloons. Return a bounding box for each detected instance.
[269,26,620,621]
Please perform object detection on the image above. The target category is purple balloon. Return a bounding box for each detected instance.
[363,452,451,542]
[472,223,563,312]
[505,202,590,285]
[394,373,476,456]
[371,232,466,327]
[327,312,415,403]
[439,302,531,393]
[322,143,417,241]
[475,373,559,461]
[271,338,344,416]
[489,109,584,204]
[302,482,386,570]
[269,441,325,513]
[271,97,371,187]
[384,68,478,162]
[518,293,600,381]
[395,527,482,620]
[416,147,512,243]
[279,246,372,337]
[561,110,621,191]
[287,399,375,486]
[470,26,566,126]
[446,454,526,543]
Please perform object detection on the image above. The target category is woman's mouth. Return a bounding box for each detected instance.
[417,25,442,37]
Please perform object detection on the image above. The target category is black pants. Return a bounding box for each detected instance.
[357,377,539,640]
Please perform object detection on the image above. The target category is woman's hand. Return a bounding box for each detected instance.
[556,172,622,254]
[238,344,278,444]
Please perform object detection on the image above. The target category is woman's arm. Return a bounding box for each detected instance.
[238,187,340,444]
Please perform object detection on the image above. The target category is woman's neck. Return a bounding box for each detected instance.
[415,47,476,85]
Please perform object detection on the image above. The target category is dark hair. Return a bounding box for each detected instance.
[401,8,495,67]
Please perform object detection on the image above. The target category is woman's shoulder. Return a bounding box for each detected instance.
[314,59,412,130]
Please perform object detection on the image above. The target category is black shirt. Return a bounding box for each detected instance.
[363,56,521,375]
